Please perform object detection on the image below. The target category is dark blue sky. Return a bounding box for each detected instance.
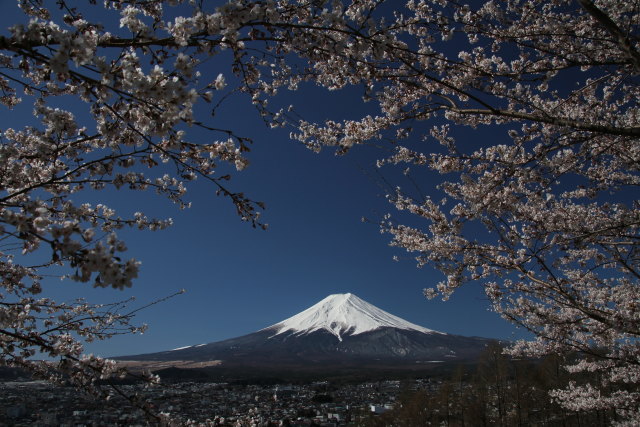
[2,2,527,357]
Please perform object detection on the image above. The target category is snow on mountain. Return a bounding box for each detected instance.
[264,293,444,341]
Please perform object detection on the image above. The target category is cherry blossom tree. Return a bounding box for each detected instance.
[1,0,638,423]
[234,0,636,420]
[0,0,267,418]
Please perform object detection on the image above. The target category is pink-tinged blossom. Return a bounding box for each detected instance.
[213,73,226,90]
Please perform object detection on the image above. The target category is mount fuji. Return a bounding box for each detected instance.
[118,293,495,367]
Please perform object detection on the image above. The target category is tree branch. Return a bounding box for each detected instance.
[577,0,640,73]
[448,106,640,137]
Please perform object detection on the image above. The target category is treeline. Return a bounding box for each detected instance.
[361,343,621,426]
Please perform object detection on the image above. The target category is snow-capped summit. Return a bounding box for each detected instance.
[264,293,444,341]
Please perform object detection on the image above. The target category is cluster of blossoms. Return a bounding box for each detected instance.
[0,0,638,423]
